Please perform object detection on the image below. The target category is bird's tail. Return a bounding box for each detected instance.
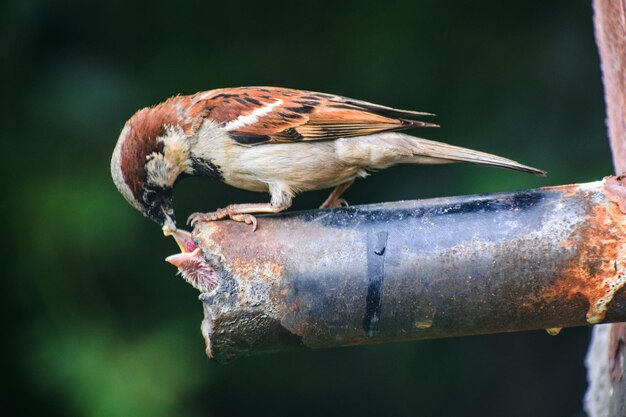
[338,133,546,176]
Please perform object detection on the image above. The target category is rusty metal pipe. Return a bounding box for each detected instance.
[188,179,626,362]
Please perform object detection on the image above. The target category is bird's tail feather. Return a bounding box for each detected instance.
[406,136,546,176]
[349,133,546,176]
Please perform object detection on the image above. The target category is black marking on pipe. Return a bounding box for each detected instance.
[363,230,388,336]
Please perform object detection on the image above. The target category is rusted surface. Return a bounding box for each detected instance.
[604,175,626,213]
[180,181,626,362]
[541,180,626,324]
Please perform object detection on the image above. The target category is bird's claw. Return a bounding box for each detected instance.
[320,198,349,209]
[230,214,258,231]
[187,212,218,228]
[187,210,258,231]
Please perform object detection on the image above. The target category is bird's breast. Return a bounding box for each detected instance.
[193,120,367,193]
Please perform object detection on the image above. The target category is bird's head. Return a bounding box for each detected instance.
[111,102,193,230]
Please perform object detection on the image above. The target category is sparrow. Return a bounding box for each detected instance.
[164,228,217,292]
[111,86,545,232]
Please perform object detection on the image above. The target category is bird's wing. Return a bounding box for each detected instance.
[196,87,437,145]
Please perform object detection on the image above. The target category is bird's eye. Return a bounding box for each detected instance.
[143,186,159,203]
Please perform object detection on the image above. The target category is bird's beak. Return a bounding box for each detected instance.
[161,207,204,274]
[161,207,177,234]
[163,227,198,253]
[165,247,202,268]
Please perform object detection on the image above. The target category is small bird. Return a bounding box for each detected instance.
[111,87,545,231]
[164,228,217,292]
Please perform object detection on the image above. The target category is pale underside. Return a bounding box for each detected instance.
[191,120,452,199]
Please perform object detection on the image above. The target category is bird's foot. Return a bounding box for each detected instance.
[319,198,349,209]
[230,213,258,230]
[187,208,258,231]
[319,180,354,209]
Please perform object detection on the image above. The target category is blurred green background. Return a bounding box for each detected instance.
[4,0,611,416]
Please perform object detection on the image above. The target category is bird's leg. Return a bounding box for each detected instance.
[319,179,355,209]
[187,203,281,230]
[188,187,292,231]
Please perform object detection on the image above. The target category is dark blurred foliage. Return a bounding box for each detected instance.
[2,0,609,416]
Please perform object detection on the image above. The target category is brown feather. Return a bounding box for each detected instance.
[196,87,437,144]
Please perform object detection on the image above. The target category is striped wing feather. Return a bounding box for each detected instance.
[199,87,437,145]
